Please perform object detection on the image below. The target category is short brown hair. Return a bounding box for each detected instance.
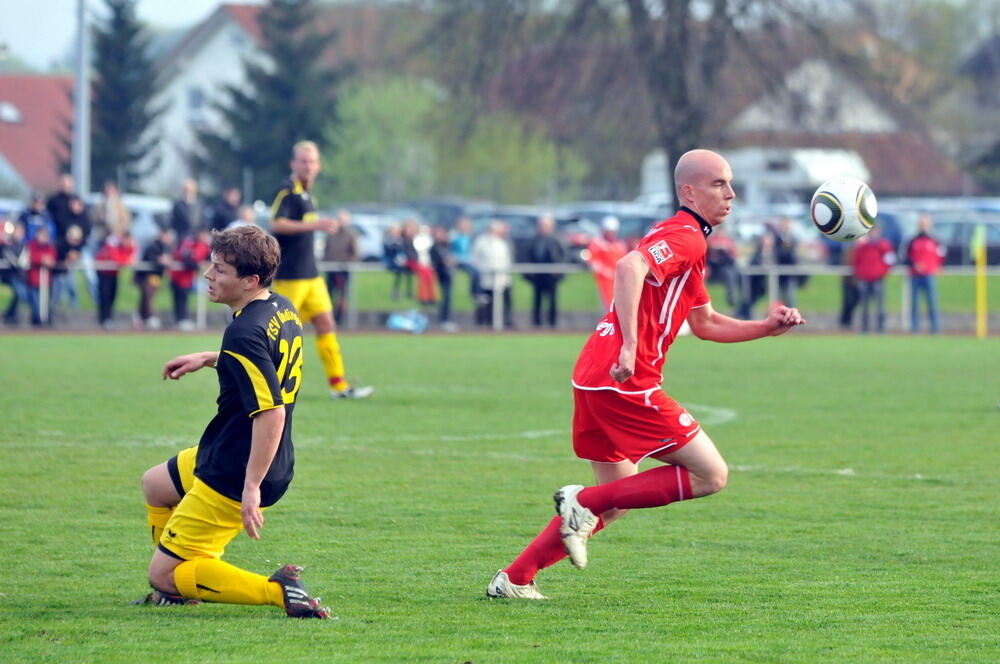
[210,226,281,288]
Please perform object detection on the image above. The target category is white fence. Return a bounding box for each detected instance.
[2,259,997,332]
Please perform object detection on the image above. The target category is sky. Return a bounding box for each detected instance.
[0,0,264,70]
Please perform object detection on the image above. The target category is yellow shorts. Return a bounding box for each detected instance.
[272,276,331,322]
[159,478,260,560]
[168,446,197,496]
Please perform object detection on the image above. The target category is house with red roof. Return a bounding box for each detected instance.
[140,3,401,195]
[0,75,73,198]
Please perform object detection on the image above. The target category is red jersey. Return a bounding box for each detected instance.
[27,240,57,289]
[852,238,894,282]
[906,234,944,276]
[573,209,711,393]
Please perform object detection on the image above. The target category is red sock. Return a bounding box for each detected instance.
[504,515,605,586]
[577,465,691,514]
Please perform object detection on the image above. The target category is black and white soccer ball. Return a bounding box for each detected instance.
[810,177,878,242]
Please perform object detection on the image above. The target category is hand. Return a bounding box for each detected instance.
[317,217,339,234]
[609,344,637,383]
[162,352,213,380]
[766,305,806,336]
[241,485,264,540]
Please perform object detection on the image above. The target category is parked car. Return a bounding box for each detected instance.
[407,197,495,229]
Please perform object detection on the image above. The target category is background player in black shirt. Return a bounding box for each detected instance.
[134,226,329,618]
[270,140,373,399]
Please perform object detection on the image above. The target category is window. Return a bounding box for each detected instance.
[0,101,22,124]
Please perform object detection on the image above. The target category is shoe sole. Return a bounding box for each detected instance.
[554,488,589,570]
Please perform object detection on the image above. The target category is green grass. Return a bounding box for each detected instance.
[3,269,998,320]
[1,332,998,662]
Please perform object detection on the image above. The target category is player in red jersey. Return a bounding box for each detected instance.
[487,149,805,599]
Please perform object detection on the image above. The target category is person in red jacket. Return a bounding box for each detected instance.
[851,226,895,334]
[95,231,136,329]
[26,225,57,326]
[169,228,212,330]
[905,214,945,334]
[586,216,628,312]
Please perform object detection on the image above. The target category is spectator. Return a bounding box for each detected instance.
[1,220,27,325]
[429,224,457,331]
[18,193,56,242]
[706,224,743,316]
[225,204,258,229]
[323,209,358,325]
[772,217,801,307]
[95,231,136,329]
[401,219,437,306]
[471,220,513,328]
[209,186,241,232]
[170,179,201,239]
[524,214,566,328]
[134,226,175,330]
[169,228,212,330]
[451,216,483,303]
[852,226,895,334]
[382,224,410,300]
[51,223,85,320]
[26,225,57,326]
[824,236,860,330]
[46,173,76,238]
[739,232,775,319]
[586,215,628,312]
[90,180,131,242]
[905,214,945,334]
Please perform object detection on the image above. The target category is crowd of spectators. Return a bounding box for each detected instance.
[0,177,949,333]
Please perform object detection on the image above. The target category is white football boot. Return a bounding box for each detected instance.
[554,484,598,570]
[486,570,548,600]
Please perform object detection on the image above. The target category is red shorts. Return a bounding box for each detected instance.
[572,387,701,464]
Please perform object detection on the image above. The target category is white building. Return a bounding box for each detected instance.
[140,5,266,196]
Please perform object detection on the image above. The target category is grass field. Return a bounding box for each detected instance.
[1,331,998,662]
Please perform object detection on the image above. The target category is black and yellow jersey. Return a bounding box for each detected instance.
[270,178,319,279]
[195,292,304,507]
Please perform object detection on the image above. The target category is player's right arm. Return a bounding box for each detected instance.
[609,251,650,383]
[162,351,219,380]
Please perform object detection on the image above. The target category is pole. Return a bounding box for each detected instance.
[72,0,90,195]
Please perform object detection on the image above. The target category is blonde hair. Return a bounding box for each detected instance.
[292,140,319,158]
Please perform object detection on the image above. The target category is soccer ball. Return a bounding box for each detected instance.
[810,177,878,242]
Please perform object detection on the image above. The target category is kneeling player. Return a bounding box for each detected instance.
[133,226,328,618]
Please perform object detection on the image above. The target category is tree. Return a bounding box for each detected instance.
[90,0,163,190]
[319,76,439,203]
[194,0,347,199]
[422,1,914,198]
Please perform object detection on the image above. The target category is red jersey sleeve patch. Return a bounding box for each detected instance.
[638,226,697,285]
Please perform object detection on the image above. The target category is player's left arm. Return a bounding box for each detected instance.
[241,406,286,540]
[687,302,805,342]
[162,351,220,380]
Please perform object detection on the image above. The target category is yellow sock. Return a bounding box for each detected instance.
[316,332,348,390]
[145,504,172,546]
[173,558,284,607]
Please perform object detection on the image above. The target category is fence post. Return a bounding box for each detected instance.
[196,278,207,330]
[40,266,50,324]
[491,270,504,332]
[345,264,359,331]
[899,271,910,333]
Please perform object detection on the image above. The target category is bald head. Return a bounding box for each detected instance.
[674,149,735,226]
[675,150,729,191]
